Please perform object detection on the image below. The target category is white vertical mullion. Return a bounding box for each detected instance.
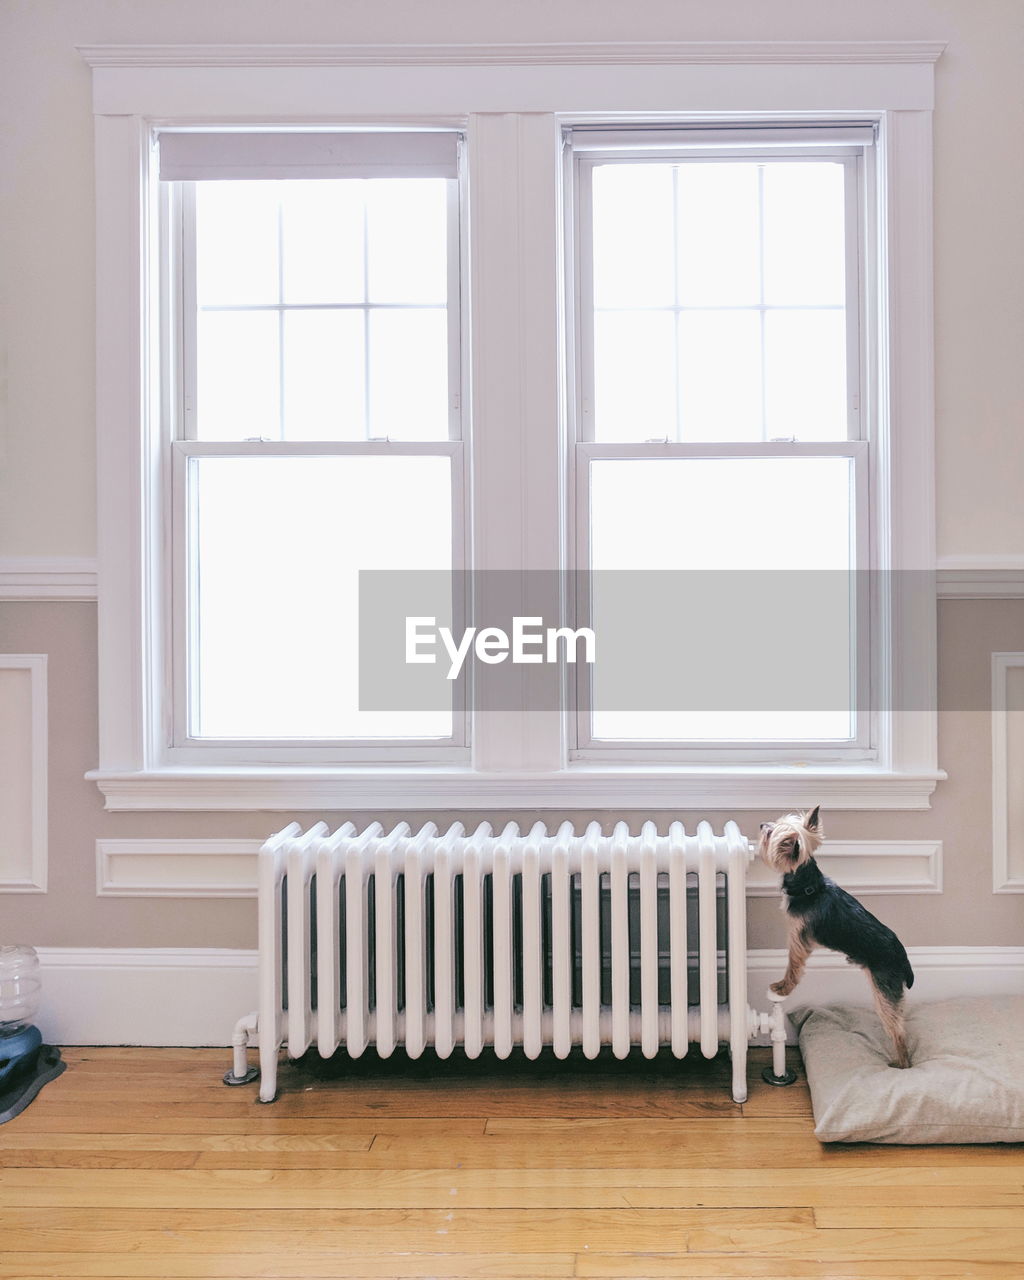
[178,183,198,440]
[468,112,563,773]
[844,152,865,442]
[95,113,151,774]
[447,169,465,439]
[170,445,197,745]
[878,109,937,780]
[671,164,682,442]
[361,189,372,439]
[852,441,872,751]
[756,163,768,441]
[276,195,286,440]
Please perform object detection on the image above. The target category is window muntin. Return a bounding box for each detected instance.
[161,131,466,755]
[570,128,872,758]
[187,177,457,442]
[580,148,861,444]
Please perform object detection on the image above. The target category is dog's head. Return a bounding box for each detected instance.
[757,805,822,872]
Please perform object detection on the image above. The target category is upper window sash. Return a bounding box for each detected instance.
[161,128,466,446]
[568,125,870,449]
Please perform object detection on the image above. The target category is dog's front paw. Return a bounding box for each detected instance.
[770,980,792,997]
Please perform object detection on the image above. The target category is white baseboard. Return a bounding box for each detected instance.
[35,945,1024,1048]
[35,948,259,1047]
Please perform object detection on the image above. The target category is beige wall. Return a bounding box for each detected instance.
[1,0,1023,558]
[1,1,1023,957]
[1,599,1023,950]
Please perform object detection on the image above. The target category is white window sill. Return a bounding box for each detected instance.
[86,765,945,812]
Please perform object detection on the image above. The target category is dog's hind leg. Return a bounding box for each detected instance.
[870,976,910,1068]
[771,922,814,997]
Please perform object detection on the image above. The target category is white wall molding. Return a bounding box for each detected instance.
[97,838,261,897]
[81,45,939,119]
[78,41,948,70]
[938,556,1024,599]
[992,652,1024,892]
[34,945,1024,1046]
[94,835,941,899]
[746,839,942,896]
[0,654,48,892]
[86,768,944,812]
[749,946,1024,1014]
[0,557,98,602]
[7,550,1010,603]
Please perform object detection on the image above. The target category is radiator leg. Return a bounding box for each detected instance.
[761,990,797,1086]
[257,1025,279,1103]
[223,1012,259,1086]
[730,1040,748,1105]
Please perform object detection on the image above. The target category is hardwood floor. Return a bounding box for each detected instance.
[1,1045,1022,1278]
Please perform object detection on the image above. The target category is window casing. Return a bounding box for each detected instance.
[83,44,943,810]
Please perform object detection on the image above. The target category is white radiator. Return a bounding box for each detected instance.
[230,819,789,1104]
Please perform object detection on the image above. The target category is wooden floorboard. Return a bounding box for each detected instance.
[0,1046,1021,1278]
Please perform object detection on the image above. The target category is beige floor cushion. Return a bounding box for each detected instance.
[791,996,1024,1144]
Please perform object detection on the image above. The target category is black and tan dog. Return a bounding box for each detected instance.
[758,806,914,1068]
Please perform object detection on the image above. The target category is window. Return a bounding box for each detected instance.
[568,126,871,760]
[159,131,467,761]
[84,43,942,810]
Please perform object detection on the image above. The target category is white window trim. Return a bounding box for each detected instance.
[81,40,945,811]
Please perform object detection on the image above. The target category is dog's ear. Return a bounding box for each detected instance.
[805,805,821,833]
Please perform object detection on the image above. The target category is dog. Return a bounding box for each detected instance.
[757,806,914,1069]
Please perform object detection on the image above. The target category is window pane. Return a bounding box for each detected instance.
[197,311,280,441]
[764,310,848,440]
[678,311,762,441]
[587,155,853,444]
[593,311,676,441]
[191,175,455,443]
[281,182,364,305]
[366,179,448,305]
[282,310,365,441]
[592,164,674,308]
[676,163,760,307]
[763,163,846,306]
[369,309,450,440]
[190,454,452,739]
[195,181,279,307]
[589,455,854,740]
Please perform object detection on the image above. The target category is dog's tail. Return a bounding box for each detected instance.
[900,944,915,990]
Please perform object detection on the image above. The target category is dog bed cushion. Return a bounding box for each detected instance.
[791,996,1024,1143]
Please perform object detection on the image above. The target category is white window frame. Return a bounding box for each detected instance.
[568,129,872,764]
[81,40,945,811]
[161,157,469,765]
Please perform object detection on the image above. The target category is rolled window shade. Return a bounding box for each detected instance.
[568,122,877,150]
[157,130,460,181]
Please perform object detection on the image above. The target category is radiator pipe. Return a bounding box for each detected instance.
[223,1011,260,1086]
[761,990,797,1085]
